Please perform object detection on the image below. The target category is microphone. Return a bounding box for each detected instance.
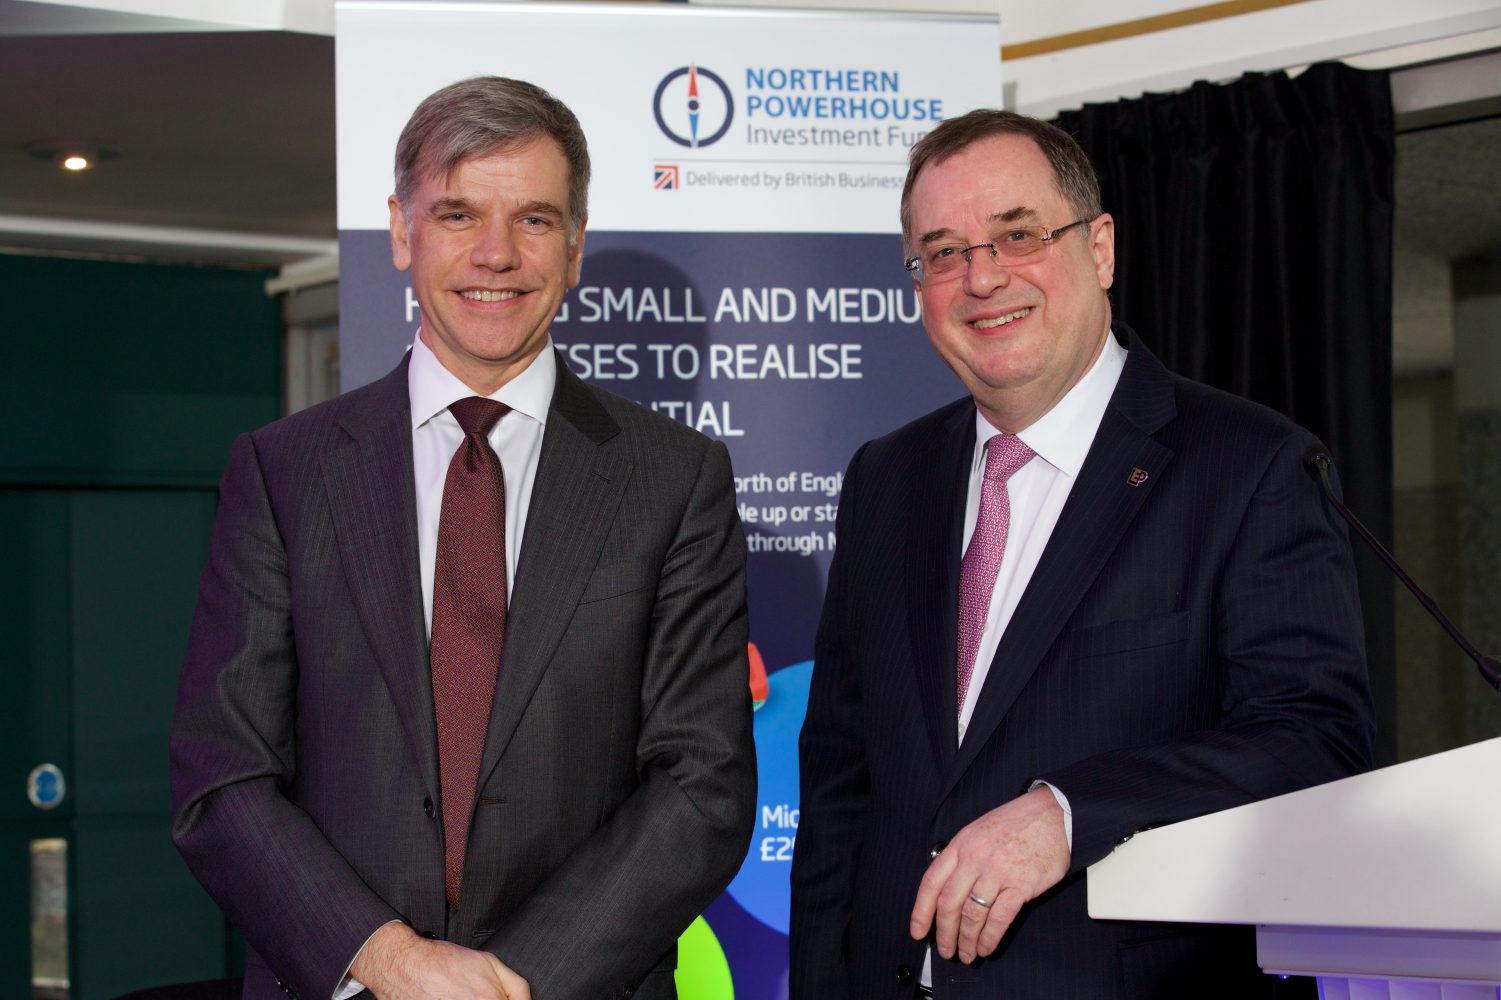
[1303,445,1500,693]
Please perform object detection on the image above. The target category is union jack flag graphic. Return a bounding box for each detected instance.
[654,164,680,190]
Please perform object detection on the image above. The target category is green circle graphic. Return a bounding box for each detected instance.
[675,916,734,1000]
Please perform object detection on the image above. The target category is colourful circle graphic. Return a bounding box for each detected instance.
[724,660,812,934]
[676,915,734,1000]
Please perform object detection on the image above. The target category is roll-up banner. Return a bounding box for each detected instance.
[336,3,1000,994]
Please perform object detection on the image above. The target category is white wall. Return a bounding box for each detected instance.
[2,0,331,34]
[998,0,1501,117]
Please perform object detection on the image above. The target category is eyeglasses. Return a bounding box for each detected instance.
[903,218,1094,281]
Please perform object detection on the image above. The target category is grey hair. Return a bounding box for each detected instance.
[900,109,1101,252]
[394,75,590,235]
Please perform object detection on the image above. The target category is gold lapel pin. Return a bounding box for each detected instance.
[1127,467,1149,487]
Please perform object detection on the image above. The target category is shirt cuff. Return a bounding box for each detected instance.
[334,920,404,999]
[1030,779,1074,851]
[333,977,365,1000]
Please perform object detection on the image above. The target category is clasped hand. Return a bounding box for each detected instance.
[350,921,531,1000]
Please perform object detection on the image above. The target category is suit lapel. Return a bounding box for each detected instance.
[477,356,630,786]
[945,329,1179,794]
[321,356,440,796]
[906,403,976,775]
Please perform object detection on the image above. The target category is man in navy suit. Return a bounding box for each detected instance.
[789,110,1374,999]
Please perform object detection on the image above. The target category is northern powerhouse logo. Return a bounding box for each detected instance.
[653,64,735,149]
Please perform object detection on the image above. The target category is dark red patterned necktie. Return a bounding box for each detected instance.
[429,396,509,910]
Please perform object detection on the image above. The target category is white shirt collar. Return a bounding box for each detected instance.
[973,327,1128,478]
[408,332,556,430]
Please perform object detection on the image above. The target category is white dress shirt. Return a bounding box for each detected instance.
[409,333,554,632]
[956,332,1127,742]
[337,333,555,999]
[922,329,1125,989]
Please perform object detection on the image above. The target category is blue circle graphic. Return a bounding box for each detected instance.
[652,66,735,149]
[725,660,812,934]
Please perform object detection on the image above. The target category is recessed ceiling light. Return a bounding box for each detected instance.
[26,140,120,172]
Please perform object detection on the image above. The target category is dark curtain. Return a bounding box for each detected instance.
[1057,63,1397,763]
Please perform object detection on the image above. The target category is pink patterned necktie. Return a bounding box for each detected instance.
[956,433,1035,715]
[430,396,509,909]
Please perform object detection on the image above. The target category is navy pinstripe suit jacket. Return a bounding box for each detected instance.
[790,324,1374,1000]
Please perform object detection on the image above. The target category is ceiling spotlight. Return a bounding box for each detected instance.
[26,140,120,172]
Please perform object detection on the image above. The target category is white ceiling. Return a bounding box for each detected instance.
[0,22,335,262]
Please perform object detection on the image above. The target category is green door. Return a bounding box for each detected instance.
[2,487,234,998]
[1,248,282,999]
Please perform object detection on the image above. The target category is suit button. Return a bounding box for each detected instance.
[424,796,435,819]
[928,842,947,861]
[420,930,438,940]
[896,964,914,986]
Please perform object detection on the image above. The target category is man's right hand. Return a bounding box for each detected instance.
[350,921,531,1000]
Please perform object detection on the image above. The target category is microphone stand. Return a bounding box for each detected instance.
[1304,446,1500,693]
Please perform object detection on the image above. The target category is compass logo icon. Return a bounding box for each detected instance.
[653,64,734,149]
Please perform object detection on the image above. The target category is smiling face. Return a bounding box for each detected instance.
[906,133,1115,433]
[389,136,585,395]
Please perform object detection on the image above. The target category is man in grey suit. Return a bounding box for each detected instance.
[790,110,1373,998]
[171,77,755,1000]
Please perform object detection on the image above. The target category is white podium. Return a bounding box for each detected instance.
[1088,737,1501,999]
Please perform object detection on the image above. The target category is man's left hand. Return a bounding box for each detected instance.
[909,786,1071,965]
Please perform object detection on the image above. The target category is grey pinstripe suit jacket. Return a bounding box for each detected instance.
[171,350,755,1000]
[790,324,1374,1000]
